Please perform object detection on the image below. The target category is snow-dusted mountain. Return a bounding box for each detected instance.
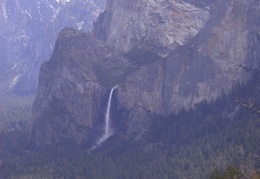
[0,0,105,94]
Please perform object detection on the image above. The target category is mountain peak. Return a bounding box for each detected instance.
[0,0,105,95]
[30,0,260,147]
[94,0,210,52]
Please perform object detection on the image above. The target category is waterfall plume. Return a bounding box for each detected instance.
[97,85,118,145]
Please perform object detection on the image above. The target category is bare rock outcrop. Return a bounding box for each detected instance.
[117,0,260,115]
[94,0,210,52]
[30,0,260,145]
[0,0,105,94]
[30,28,131,145]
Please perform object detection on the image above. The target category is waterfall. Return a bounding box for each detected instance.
[97,85,118,145]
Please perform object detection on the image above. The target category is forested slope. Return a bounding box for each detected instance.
[0,70,259,179]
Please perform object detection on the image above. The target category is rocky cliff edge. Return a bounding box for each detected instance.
[30,0,260,146]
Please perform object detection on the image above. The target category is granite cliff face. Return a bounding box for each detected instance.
[30,0,260,145]
[117,0,260,114]
[30,28,134,145]
[0,0,105,94]
[118,0,260,137]
[94,0,210,52]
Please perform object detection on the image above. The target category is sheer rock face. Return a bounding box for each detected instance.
[31,0,260,145]
[0,0,105,95]
[117,0,260,116]
[101,0,260,138]
[94,0,210,52]
[30,28,131,145]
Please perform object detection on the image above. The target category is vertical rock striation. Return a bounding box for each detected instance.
[116,0,260,114]
[30,0,260,145]
[94,0,210,52]
[0,0,105,94]
[97,0,260,138]
[30,28,131,145]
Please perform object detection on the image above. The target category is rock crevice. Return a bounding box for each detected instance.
[30,0,260,145]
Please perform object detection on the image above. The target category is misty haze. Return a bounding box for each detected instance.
[0,0,259,178]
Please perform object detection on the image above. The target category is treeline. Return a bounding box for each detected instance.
[210,165,260,179]
[0,94,34,132]
[0,70,259,178]
[146,69,260,178]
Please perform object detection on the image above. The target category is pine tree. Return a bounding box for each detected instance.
[223,165,241,179]
[209,168,223,179]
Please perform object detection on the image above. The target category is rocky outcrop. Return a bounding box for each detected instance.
[30,0,260,145]
[117,0,260,116]
[0,0,105,95]
[30,28,134,145]
[94,0,210,52]
[96,0,260,138]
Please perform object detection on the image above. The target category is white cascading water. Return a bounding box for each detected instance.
[97,85,118,145]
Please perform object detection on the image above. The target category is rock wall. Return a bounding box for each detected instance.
[30,28,131,145]
[0,0,105,95]
[102,0,260,137]
[94,0,210,52]
[30,0,260,145]
[119,0,259,109]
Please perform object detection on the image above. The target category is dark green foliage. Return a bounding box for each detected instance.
[92,62,130,88]
[210,168,223,179]
[92,47,162,88]
[0,94,34,132]
[209,165,244,179]
[124,47,162,67]
[223,165,241,179]
[145,70,260,178]
[0,133,156,179]
[0,70,259,178]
